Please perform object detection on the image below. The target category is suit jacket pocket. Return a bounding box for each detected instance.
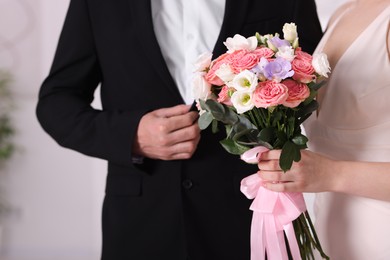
[105,164,143,196]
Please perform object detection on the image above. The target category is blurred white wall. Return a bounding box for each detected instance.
[0,0,346,259]
[0,0,104,259]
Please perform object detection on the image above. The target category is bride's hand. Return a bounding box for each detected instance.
[257,149,336,193]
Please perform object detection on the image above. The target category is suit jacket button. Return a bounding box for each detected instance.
[182,179,193,190]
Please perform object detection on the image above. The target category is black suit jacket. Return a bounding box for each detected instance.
[36,0,322,259]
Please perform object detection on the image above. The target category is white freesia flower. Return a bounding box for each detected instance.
[275,46,295,62]
[215,63,235,82]
[292,37,299,49]
[232,70,258,92]
[312,53,331,78]
[193,52,212,72]
[231,90,254,114]
[283,23,298,42]
[265,35,278,52]
[191,72,211,100]
[224,34,257,53]
[258,34,272,45]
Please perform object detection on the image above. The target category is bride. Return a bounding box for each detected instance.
[257,0,390,259]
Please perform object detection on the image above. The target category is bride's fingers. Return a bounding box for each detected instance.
[259,150,281,160]
[258,170,289,183]
[258,159,281,171]
[263,181,295,192]
[259,169,296,182]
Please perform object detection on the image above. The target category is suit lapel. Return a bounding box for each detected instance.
[213,0,252,58]
[128,0,183,102]
[128,0,251,100]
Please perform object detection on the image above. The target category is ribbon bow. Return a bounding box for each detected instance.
[240,147,306,260]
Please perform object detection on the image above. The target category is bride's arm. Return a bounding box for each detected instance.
[257,150,390,202]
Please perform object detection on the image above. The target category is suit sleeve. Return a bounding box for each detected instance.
[36,0,147,167]
[292,0,324,54]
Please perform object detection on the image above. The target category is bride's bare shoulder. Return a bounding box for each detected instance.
[326,2,356,29]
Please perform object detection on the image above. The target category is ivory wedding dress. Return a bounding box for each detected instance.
[303,4,390,260]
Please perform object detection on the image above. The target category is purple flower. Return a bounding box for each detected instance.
[263,57,294,82]
[269,36,290,49]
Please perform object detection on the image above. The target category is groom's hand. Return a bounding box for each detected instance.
[132,104,200,160]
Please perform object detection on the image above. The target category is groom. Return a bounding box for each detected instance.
[36,0,322,259]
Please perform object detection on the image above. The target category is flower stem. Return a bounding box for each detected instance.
[292,211,329,260]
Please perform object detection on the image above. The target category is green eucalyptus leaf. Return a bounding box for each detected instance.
[204,99,239,126]
[211,119,219,133]
[235,114,256,132]
[198,99,209,111]
[198,112,214,130]
[223,107,239,125]
[233,128,258,142]
[292,134,308,146]
[206,99,226,121]
[280,141,301,172]
[225,124,234,138]
[220,139,250,155]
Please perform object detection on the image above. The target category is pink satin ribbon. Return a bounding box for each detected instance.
[240,147,306,260]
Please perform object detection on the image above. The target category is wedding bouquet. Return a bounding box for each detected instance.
[192,23,330,259]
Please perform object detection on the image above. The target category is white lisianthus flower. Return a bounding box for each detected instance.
[232,70,258,92]
[283,23,298,42]
[312,53,331,78]
[193,52,212,72]
[191,72,211,101]
[224,34,257,53]
[275,46,295,62]
[231,90,254,114]
[215,63,235,82]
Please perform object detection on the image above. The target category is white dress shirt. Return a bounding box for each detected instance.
[151,0,225,104]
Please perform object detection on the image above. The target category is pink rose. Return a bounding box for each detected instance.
[282,79,310,108]
[291,58,315,83]
[253,81,289,108]
[217,85,234,106]
[229,50,260,73]
[295,48,313,62]
[205,53,231,86]
[253,47,275,59]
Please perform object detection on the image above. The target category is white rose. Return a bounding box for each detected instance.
[312,53,331,78]
[191,72,211,101]
[275,46,295,62]
[232,70,258,92]
[193,52,212,72]
[224,34,257,53]
[215,63,235,82]
[231,90,254,114]
[283,23,298,42]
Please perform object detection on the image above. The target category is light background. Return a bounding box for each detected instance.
[0,1,347,259]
